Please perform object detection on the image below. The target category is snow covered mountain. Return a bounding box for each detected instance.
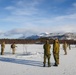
[19,32,76,40]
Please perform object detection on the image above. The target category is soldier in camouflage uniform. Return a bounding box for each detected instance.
[43,40,51,67]
[53,39,60,66]
[11,42,17,54]
[68,44,71,50]
[63,41,67,55]
[1,41,5,55]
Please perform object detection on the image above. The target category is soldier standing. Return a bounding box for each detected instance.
[63,41,67,55]
[11,42,17,54]
[68,44,71,50]
[53,39,60,66]
[43,40,51,67]
[1,41,5,55]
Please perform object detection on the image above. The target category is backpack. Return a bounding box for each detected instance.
[11,44,13,48]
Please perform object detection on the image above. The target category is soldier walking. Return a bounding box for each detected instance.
[1,41,5,55]
[43,40,51,67]
[53,39,60,66]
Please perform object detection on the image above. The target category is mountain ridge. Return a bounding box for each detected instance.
[19,32,76,40]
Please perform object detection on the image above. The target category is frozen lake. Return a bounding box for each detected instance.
[0,44,76,75]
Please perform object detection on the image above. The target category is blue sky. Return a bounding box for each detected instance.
[0,0,76,38]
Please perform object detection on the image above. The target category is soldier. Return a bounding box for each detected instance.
[53,39,60,66]
[11,42,17,54]
[63,41,67,55]
[1,41,5,55]
[68,44,71,50]
[43,40,51,67]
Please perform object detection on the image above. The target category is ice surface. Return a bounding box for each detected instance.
[0,44,76,75]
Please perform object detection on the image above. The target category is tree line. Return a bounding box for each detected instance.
[0,38,76,44]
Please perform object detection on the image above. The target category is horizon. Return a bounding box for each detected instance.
[0,32,76,39]
[0,0,76,38]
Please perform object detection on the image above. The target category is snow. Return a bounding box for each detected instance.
[0,44,76,75]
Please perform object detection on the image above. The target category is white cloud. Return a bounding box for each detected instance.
[31,13,76,26]
[52,25,76,32]
[31,13,76,33]
[53,13,76,21]
[0,12,76,33]
[0,23,76,38]
[1,0,76,38]
[73,3,76,7]
[3,28,38,37]
[12,8,38,16]
[5,6,15,10]
[5,0,41,16]
[50,0,66,4]
[66,2,76,14]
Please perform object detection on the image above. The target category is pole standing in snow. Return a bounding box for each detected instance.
[53,39,60,66]
[11,42,17,54]
[43,40,51,67]
[1,41,5,55]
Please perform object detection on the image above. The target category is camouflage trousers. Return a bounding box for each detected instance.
[12,48,15,54]
[53,53,59,65]
[43,54,51,66]
[1,48,4,55]
[64,49,67,55]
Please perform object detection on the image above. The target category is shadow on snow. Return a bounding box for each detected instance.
[0,57,54,67]
[0,57,43,67]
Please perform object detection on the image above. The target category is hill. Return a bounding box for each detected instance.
[20,32,76,40]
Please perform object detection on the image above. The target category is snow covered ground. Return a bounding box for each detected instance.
[0,44,76,75]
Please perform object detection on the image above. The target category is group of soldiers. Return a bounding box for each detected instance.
[43,39,71,67]
[0,40,71,67]
[1,42,16,55]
